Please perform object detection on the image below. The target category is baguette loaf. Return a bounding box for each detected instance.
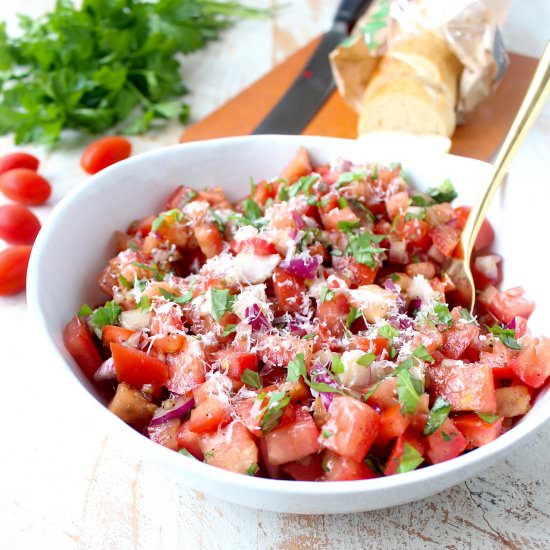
[358,31,462,137]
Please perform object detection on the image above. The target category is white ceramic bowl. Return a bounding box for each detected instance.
[27,135,550,514]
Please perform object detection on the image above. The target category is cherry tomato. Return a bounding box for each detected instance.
[0,169,52,206]
[0,152,39,175]
[80,136,132,174]
[0,204,41,244]
[454,205,495,251]
[0,245,32,295]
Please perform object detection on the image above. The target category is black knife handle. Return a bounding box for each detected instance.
[334,0,372,26]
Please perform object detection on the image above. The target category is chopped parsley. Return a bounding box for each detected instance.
[260,391,291,433]
[118,274,133,289]
[395,358,423,414]
[378,323,398,340]
[159,287,193,305]
[89,301,121,337]
[434,302,453,326]
[347,231,386,269]
[210,288,236,322]
[337,219,360,232]
[240,369,261,389]
[78,304,93,317]
[287,354,342,394]
[412,344,435,364]
[277,185,289,201]
[410,194,431,207]
[321,429,334,439]
[357,352,376,367]
[137,296,151,311]
[346,306,362,328]
[337,196,349,209]
[243,198,263,221]
[427,179,458,204]
[221,324,238,337]
[441,432,453,442]
[331,354,345,375]
[396,443,424,474]
[487,325,522,350]
[246,463,259,476]
[423,397,451,435]
[131,261,165,281]
[319,286,335,303]
[336,171,366,187]
[476,412,501,424]
[302,333,316,340]
[289,175,319,197]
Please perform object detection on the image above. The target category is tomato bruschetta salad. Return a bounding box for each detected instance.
[64,147,549,481]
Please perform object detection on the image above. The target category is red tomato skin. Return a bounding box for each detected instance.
[102,325,134,347]
[321,395,380,462]
[217,351,258,381]
[265,410,320,466]
[0,169,51,205]
[230,238,278,256]
[350,336,390,358]
[63,315,103,380]
[272,267,308,314]
[0,245,32,295]
[0,204,41,244]
[322,451,378,481]
[454,206,494,251]
[80,136,132,174]
[453,413,503,449]
[511,337,550,388]
[488,287,535,325]
[440,323,480,360]
[280,146,312,184]
[429,360,497,414]
[283,454,325,481]
[0,152,39,175]
[429,223,460,257]
[110,342,168,392]
[176,420,204,459]
[375,404,410,449]
[383,432,425,476]
[425,418,468,464]
[318,293,350,338]
[188,397,231,434]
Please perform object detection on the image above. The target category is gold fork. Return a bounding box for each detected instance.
[449,41,550,313]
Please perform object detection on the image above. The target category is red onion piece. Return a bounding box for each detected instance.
[506,318,516,330]
[287,318,307,337]
[245,304,270,331]
[390,314,414,330]
[308,363,341,411]
[409,298,422,314]
[383,278,406,312]
[279,255,321,279]
[94,357,116,381]
[149,396,195,427]
[292,211,306,230]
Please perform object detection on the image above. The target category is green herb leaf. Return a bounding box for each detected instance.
[319,286,335,303]
[410,194,431,207]
[289,175,319,197]
[441,431,452,442]
[245,463,259,476]
[321,429,334,439]
[395,358,423,414]
[423,397,451,435]
[178,448,195,459]
[91,301,121,332]
[78,304,93,317]
[487,325,523,350]
[378,323,398,340]
[243,198,262,221]
[357,352,376,367]
[396,443,424,474]
[131,262,165,281]
[413,344,435,364]
[221,324,238,337]
[277,185,289,201]
[347,231,386,269]
[346,306,362,328]
[286,354,306,383]
[118,274,133,289]
[427,179,458,204]
[434,302,453,326]
[159,287,193,305]
[210,288,236,322]
[331,354,345,375]
[302,333,316,340]
[241,368,261,389]
[459,308,475,322]
[137,296,151,311]
[362,380,382,401]
[337,197,348,209]
[337,219,360,232]
[261,391,291,433]
[476,412,501,424]
[336,171,367,187]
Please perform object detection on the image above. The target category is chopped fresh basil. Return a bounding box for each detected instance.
[405,209,426,221]
[210,288,236,322]
[286,354,305,383]
[362,380,382,401]
[210,209,226,235]
[118,274,133,289]
[321,429,334,439]
[423,397,451,435]
[331,354,345,375]
[410,194,431,207]
[277,185,289,201]
[378,323,398,340]
[434,302,453,326]
[243,198,263,221]
[459,308,475,322]
[336,171,367,187]
[240,368,261,389]
[261,391,291,433]
[396,443,424,474]
[178,448,195,459]
[390,273,400,283]
[131,261,165,281]
[357,352,376,368]
[476,412,501,424]
[337,219,360,232]
[289,175,319,197]
[412,344,435,364]
[137,296,151,311]
[427,179,458,204]
[346,306,362,328]
[337,197,348,209]
[90,301,121,335]
[487,325,522,350]
[221,323,238,337]
[78,304,93,317]
[152,209,184,232]
[347,230,386,269]
[246,463,259,476]
[159,287,193,305]
[178,190,198,209]
[395,358,423,414]
[319,286,335,303]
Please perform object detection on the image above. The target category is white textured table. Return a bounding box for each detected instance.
[1,1,549,548]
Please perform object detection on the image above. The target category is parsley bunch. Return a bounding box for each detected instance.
[0,0,268,145]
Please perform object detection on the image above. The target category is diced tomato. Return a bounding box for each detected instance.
[350,336,390,358]
[332,255,378,287]
[176,420,204,459]
[453,413,503,449]
[440,323,480,360]
[510,336,550,388]
[63,316,103,380]
[429,359,497,414]
[320,207,359,231]
[495,385,531,417]
[322,451,378,481]
[385,191,409,220]
[454,206,494,251]
[110,342,168,393]
[365,377,398,410]
[230,238,278,256]
[200,421,258,475]
[257,335,311,369]
[164,185,198,210]
[430,223,460,257]
[375,404,410,448]
[265,409,320,466]
[383,432,425,475]
[425,418,468,464]
[272,267,308,314]
[166,347,206,394]
[320,395,380,462]
[472,254,503,289]
[318,293,350,338]
[279,147,312,184]
[102,325,135,347]
[189,396,231,434]
[128,214,155,236]
[217,351,258,381]
[480,350,514,381]
[283,454,324,481]
[410,327,443,355]
[486,287,535,325]
[398,218,432,251]
[235,397,264,435]
[252,180,277,205]
[147,418,181,451]
[194,222,223,258]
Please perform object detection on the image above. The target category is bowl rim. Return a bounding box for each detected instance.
[27,134,550,499]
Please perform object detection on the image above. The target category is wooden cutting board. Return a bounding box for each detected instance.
[180,36,537,161]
